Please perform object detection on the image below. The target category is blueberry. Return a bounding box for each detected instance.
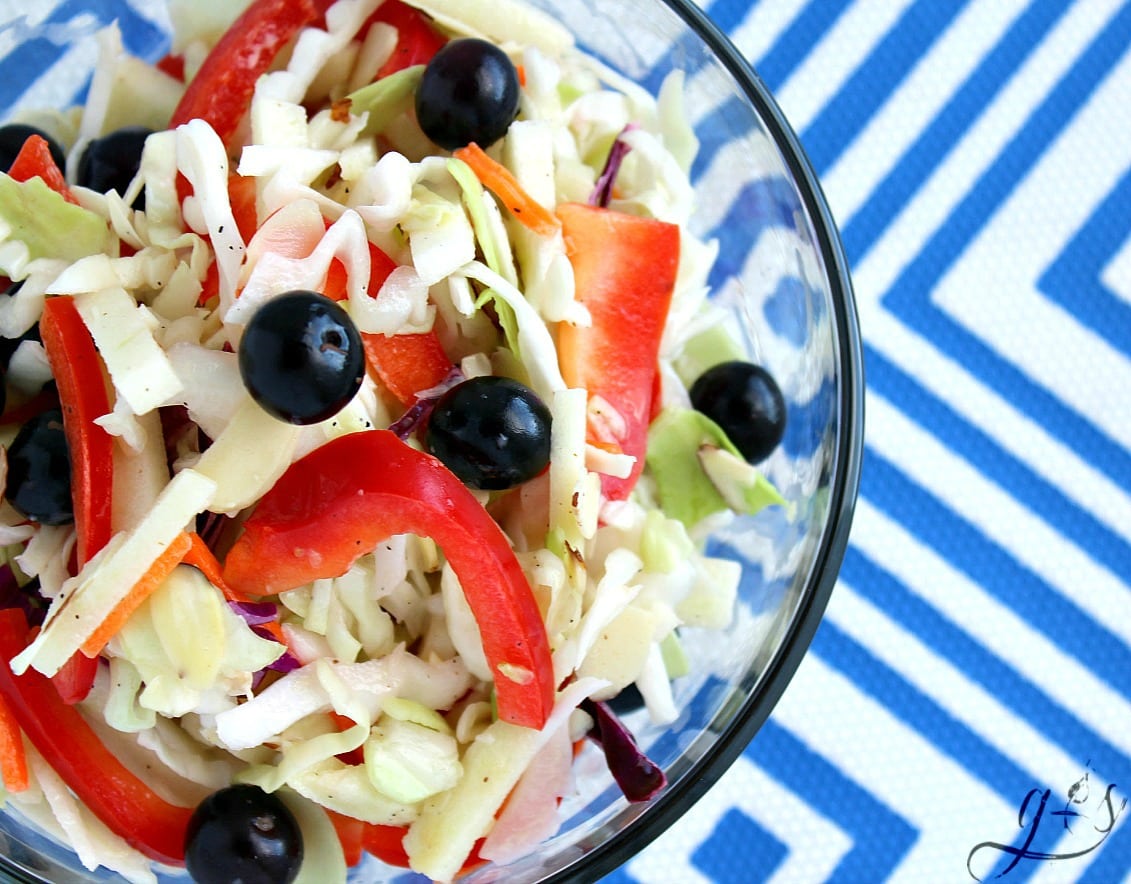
[5,409,72,526]
[415,38,520,150]
[689,361,786,464]
[239,291,364,425]
[425,376,552,490]
[185,784,302,884]
[76,126,152,209]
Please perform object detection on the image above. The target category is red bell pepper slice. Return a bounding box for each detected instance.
[7,135,79,205]
[194,175,259,307]
[155,53,186,82]
[353,238,452,402]
[0,609,193,865]
[327,809,365,866]
[318,217,388,303]
[362,822,486,873]
[362,330,452,406]
[222,430,554,729]
[39,296,114,568]
[169,0,335,145]
[50,650,100,705]
[40,295,115,704]
[362,823,412,867]
[228,172,260,242]
[364,0,447,78]
[556,203,680,500]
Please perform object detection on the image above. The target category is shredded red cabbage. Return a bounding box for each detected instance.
[387,366,465,440]
[388,397,435,441]
[250,623,302,676]
[228,602,302,677]
[195,510,228,550]
[583,698,666,802]
[589,125,637,208]
[227,600,280,627]
[0,565,46,627]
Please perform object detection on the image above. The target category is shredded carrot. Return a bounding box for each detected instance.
[255,619,288,646]
[0,694,28,792]
[452,143,559,237]
[79,532,195,658]
[516,64,526,88]
[181,532,254,603]
[181,534,290,653]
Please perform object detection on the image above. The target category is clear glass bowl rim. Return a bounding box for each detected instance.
[0,0,865,880]
[544,0,865,879]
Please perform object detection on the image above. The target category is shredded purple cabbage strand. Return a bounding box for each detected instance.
[589,124,637,208]
[195,510,228,550]
[227,601,302,681]
[0,564,46,627]
[387,365,465,440]
[227,600,280,627]
[252,627,302,675]
[583,698,667,802]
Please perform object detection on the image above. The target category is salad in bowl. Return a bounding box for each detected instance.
[0,0,858,882]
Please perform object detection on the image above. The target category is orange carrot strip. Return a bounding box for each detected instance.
[181,532,254,603]
[254,620,288,646]
[79,532,195,658]
[181,535,291,657]
[0,694,28,792]
[452,143,559,237]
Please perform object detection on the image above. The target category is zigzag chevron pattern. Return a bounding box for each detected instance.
[0,0,1126,881]
[612,1,1131,881]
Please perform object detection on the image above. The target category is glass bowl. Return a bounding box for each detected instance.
[0,0,863,881]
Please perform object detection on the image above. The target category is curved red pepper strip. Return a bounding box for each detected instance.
[49,651,99,705]
[169,0,335,145]
[300,222,454,405]
[356,240,452,404]
[7,135,79,205]
[326,809,365,867]
[364,0,447,78]
[362,329,452,406]
[222,430,554,730]
[556,204,680,500]
[362,822,486,874]
[228,172,260,241]
[155,53,186,82]
[40,295,115,703]
[0,609,193,864]
[39,296,114,570]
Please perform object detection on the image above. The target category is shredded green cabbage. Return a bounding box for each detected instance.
[0,2,790,879]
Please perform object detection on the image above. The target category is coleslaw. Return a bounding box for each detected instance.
[0,0,786,881]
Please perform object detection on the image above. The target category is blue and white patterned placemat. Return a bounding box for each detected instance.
[1,1,1128,882]
[616,2,1131,882]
